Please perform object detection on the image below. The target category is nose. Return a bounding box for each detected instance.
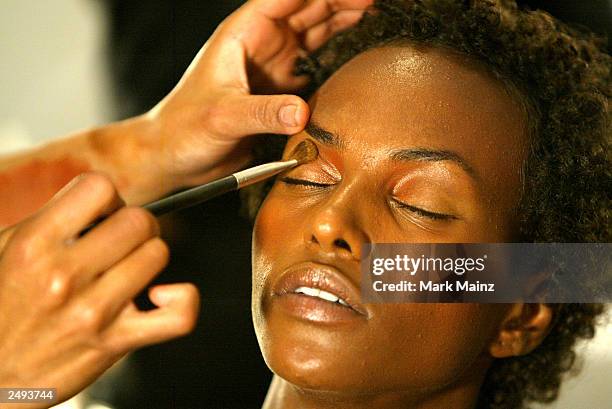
[304,198,369,261]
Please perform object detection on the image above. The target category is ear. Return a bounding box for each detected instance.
[489,303,554,358]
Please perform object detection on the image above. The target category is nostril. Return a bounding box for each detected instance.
[333,238,351,252]
[310,235,320,245]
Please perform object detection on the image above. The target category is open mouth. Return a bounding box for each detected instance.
[293,286,351,307]
[270,262,368,323]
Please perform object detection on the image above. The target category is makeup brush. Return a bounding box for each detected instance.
[79,140,318,236]
[143,139,318,216]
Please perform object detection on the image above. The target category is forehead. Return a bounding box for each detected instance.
[308,44,528,196]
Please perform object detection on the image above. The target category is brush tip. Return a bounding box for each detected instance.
[290,139,319,165]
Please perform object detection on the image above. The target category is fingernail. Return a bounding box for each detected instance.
[279,105,298,127]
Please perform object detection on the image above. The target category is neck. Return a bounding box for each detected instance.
[262,372,485,409]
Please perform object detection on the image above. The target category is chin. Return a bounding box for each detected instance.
[255,309,376,392]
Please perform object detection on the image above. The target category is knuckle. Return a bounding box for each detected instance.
[80,172,117,202]
[147,238,170,267]
[118,207,159,237]
[289,15,306,32]
[252,98,276,128]
[3,230,41,264]
[139,238,170,273]
[41,270,73,307]
[72,303,105,333]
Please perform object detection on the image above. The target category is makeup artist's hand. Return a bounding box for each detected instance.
[0,0,373,220]
[138,0,373,189]
[0,173,200,408]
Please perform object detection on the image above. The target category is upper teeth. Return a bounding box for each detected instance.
[294,286,349,306]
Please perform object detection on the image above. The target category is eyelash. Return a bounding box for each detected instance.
[280,177,457,222]
[279,177,333,189]
[392,200,456,221]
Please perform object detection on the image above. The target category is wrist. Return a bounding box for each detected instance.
[86,114,179,205]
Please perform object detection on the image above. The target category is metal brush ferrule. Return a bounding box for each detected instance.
[234,159,298,188]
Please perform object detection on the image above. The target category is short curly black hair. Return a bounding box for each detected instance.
[243,1,610,408]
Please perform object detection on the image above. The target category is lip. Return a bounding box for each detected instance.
[271,261,368,324]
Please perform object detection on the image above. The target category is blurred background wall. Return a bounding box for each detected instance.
[0,1,610,408]
[0,0,112,153]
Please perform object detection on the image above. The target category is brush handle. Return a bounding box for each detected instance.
[78,175,237,236]
[144,175,238,216]
[78,159,296,236]
[144,160,295,216]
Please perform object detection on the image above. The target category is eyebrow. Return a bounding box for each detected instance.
[390,148,479,180]
[305,122,342,147]
[304,121,478,181]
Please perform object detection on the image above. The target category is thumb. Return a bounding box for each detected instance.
[210,94,310,138]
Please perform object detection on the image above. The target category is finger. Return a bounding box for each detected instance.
[24,172,124,242]
[302,10,365,50]
[208,94,310,137]
[289,0,333,32]
[289,0,371,32]
[249,0,308,20]
[83,237,169,317]
[68,207,160,285]
[105,283,200,351]
[326,0,374,9]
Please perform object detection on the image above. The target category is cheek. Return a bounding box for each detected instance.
[252,187,301,325]
[359,304,505,391]
[252,186,299,264]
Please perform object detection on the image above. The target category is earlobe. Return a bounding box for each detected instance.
[489,303,555,358]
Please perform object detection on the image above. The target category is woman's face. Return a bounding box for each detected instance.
[252,45,529,397]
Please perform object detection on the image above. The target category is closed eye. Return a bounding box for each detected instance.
[279,177,334,188]
[392,199,457,221]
